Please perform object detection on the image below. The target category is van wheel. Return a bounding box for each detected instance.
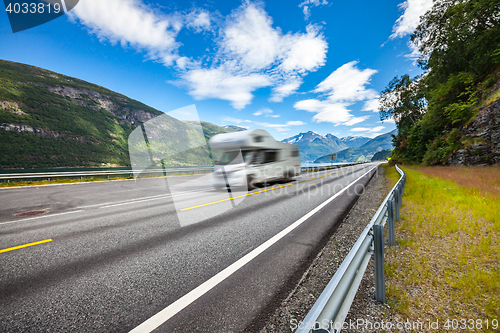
[247,176,256,191]
[283,172,293,183]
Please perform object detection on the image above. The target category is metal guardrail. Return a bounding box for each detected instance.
[0,167,214,181]
[296,164,406,333]
[0,162,366,182]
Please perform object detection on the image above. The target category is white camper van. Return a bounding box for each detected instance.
[209,129,300,190]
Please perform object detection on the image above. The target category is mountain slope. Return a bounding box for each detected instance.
[340,136,371,148]
[359,129,397,151]
[0,60,234,169]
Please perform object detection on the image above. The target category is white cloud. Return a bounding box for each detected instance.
[256,121,306,128]
[299,0,328,20]
[255,120,306,132]
[351,126,386,137]
[222,117,252,124]
[71,0,182,65]
[185,10,211,33]
[314,61,378,102]
[295,61,378,125]
[390,0,434,39]
[72,1,328,109]
[286,121,306,126]
[270,78,302,102]
[362,98,380,112]
[180,68,271,109]
[343,116,371,126]
[279,25,328,74]
[221,3,283,70]
[295,100,352,124]
[180,3,328,109]
[253,108,280,118]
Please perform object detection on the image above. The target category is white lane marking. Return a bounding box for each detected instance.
[99,189,213,209]
[80,193,174,209]
[128,165,378,333]
[0,210,84,226]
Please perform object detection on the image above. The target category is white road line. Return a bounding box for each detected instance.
[0,210,84,226]
[80,194,174,209]
[128,164,378,333]
[99,189,213,209]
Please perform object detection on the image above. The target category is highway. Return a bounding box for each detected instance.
[0,162,381,332]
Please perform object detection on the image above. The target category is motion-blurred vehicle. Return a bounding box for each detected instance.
[209,129,300,191]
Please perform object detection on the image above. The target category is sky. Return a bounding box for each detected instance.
[0,0,433,140]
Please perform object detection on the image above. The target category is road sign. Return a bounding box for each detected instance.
[329,154,337,160]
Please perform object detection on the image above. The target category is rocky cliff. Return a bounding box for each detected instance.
[447,97,500,166]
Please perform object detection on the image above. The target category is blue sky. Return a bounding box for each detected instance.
[0,0,432,140]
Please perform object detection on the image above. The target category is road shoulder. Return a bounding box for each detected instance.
[259,165,390,332]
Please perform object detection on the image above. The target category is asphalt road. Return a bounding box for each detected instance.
[0,162,381,332]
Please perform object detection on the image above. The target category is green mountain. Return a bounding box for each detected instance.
[0,60,236,169]
[371,149,393,161]
[314,130,396,163]
[359,129,397,151]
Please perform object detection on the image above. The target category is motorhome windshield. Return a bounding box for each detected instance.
[216,150,252,165]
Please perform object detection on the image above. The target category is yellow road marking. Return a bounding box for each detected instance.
[306,169,346,181]
[180,183,293,211]
[306,173,333,181]
[180,167,356,211]
[0,239,53,254]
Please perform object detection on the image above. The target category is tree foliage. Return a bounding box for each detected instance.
[380,0,500,165]
[379,74,427,134]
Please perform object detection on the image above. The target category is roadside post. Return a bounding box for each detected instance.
[329,154,336,167]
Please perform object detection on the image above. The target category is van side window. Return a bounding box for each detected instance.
[254,135,263,143]
[252,151,264,164]
[291,149,299,157]
[263,150,277,164]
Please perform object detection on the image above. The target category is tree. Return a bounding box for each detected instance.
[378,74,427,134]
[412,0,500,80]
[379,0,500,164]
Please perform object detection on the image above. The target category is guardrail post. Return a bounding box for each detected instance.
[374,224,385,303]
[395,190,400,221]
[388,200,395,246]
[398,183,403,208]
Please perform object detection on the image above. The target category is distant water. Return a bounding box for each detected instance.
[301,162,354,167]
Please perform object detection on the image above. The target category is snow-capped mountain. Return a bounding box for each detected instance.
[340,136,371,148]
[221,125,247,131]
[281,131,348,162]
[281,131,326,144]
[314,129,397,163]
[281,130,395,162]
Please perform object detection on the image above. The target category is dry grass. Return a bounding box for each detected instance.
[383,165,500,332]
[414,165,500,199]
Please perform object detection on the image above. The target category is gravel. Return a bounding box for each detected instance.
[259,166,398,333]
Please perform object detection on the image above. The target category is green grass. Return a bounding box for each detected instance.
[383,165,500,331]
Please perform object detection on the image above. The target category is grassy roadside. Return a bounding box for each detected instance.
[382,165,500,331]
[0,176,135,187]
